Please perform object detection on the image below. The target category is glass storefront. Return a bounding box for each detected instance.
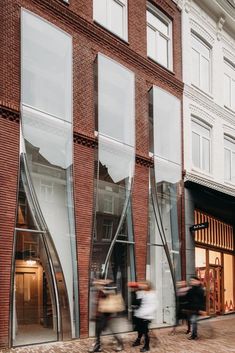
[196,246,235,315]
[12,9,78,346]
[89,54,135,335]
[147,87,182,326]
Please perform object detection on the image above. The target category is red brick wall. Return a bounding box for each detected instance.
[132,163,149,281]
[73,143,94,338]
[0,115,19,348]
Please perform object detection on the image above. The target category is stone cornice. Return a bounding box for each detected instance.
[73,131,98,148]
[184,84,235,125]
[29,0,183,94]
[0,104,20,123]
[184,171,235,197]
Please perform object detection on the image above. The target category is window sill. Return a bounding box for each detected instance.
[191,84,213,100]
[191,167,213,179]
[93,20,129,45]
[147,55,175,75]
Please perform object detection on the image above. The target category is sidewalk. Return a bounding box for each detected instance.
[3,314,235,353]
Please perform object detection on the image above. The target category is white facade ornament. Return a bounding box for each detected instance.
[185,0,191,13]
[217,16,225,41]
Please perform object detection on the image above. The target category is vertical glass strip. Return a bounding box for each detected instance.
[147,86,182,326]
[89,54,135,335]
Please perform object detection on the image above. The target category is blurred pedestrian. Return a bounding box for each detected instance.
[89,279,124,352]
[187,276,205,340]
[132,281,157,352]
[170,280,190,335]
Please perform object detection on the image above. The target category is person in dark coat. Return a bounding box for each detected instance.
[186,276,205,340]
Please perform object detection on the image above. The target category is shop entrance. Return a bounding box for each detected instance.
[196,247,235,315]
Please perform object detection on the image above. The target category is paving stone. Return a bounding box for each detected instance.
[1,315,235,353]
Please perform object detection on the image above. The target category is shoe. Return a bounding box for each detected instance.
[115,346,123,352]
[132,339,141,347]
[88,344,102,352]
[187,335,198,340]
[140,347,149,352]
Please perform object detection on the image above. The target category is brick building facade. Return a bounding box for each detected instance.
[0,0,183,348]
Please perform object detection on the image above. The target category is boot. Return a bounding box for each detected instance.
[140,347,149,352]
[132,338,141,347]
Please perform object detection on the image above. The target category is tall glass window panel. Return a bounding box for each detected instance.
[21,9,78,339]
[191,119,211,173]
[148,87,182,327]
[22,10,72,122]
[224,60,235,111]
[146,4,172,70]
[224,136,235,183]
[93,0,128,41]
[90,54,135,335]
[97,54,135,147]
[191,33,211,94]
[152,87,181,165]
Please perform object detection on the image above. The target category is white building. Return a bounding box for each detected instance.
[175,0,235,315]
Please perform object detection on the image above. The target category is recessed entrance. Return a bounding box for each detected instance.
[13,230,58,346]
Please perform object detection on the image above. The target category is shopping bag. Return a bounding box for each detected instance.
[98,293,125,313]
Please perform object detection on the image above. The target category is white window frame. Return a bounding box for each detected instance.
[102,219,113,241]
[224,59,235,112]
[93,0,128,41]
[224,135,235,183]
[191,32,212,94]
[146,2,173,70]
[191,117,211,173]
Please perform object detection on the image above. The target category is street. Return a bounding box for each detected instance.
[3,314,235,353]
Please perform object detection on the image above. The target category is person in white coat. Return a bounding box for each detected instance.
[132,281,157,352]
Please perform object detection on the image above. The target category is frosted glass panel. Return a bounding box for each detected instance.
[154,156,181,184]
[147,25,156,58]
[22,10,72,122]
[98,54,135,147]
[99,135,135,184]
[152,87,181,164]
[110,0,123,38]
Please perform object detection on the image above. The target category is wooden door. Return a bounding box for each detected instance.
[15,269,39,324]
